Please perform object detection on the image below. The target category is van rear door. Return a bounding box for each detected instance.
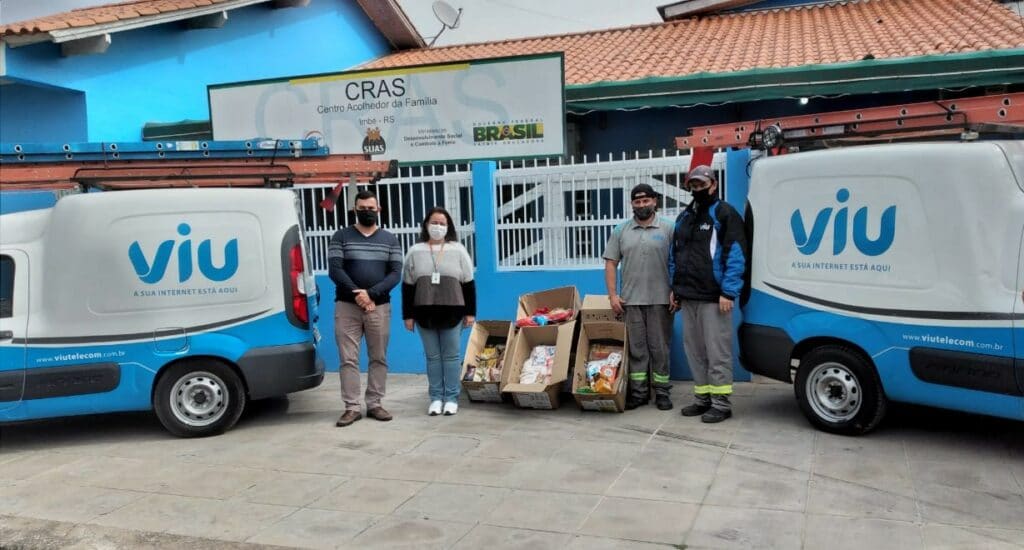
[0,251,28,409]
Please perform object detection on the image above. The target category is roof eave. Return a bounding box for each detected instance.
[355,0,426,50]
[1,0,272,47]
[658,0,764,19]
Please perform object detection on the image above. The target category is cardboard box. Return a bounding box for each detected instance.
[572,321,629,413]
[516,286,582,324]
[502,323,576,409]
[580,294,622,323]
[461,321,516,403]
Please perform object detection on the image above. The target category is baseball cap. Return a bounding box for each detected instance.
[686,165,717,188]
[630,183,658,201]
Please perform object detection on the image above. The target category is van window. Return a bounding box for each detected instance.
[0,255,13,318]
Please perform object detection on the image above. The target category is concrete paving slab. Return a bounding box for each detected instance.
[805,514,923,550]
[565,534,678,549]
[451,525,573,550]
[483,489,602,533]
[704,454,809,512]
[245,508,380,549]
[392,482,511,523]
[309,477,426,515]
[347,516,475,549]
[685,505,804,549]
[578,496,698,545]
[806,474,918,522]
[235,472,349,507]
[921,524,1024,550]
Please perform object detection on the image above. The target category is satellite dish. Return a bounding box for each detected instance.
[433,1,462,29]
[428,1,462,46]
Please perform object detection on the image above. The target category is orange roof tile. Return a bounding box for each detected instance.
[363,0,1024,86]
[0,0,238,36]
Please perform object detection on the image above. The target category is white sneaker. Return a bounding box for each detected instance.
[428,400,443,416]
[443,401,458,416]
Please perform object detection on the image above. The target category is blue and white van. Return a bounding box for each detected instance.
[0,188,324,437]
[740,141,1023,434]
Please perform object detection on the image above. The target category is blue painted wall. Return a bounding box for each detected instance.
[2,0,390,142]
[0,82,88,143]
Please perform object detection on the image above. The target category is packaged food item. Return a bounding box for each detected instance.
[585,350,622,394]
[514,307,576,327]
[519,345,556,384]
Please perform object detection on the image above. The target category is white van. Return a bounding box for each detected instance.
[739,141,1023,434]
[0,188,323,437]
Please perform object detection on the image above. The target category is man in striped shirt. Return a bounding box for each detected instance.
[328,190,403,427]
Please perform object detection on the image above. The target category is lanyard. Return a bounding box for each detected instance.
[430,242,447,272]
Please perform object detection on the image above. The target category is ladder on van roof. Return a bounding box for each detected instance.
[0,138,396,208]
[675,93,1024,153]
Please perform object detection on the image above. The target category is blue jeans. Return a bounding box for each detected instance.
[417,324,463,402]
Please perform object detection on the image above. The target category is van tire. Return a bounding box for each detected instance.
[794,346,887,435]
[154,360,246,438]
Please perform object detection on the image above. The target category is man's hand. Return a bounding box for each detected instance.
[364,302,376,313]
[719,296,734,314]
[669,291,678,313]
[463,315,475,328]
[404,319,415,332]
[353,289,371,308]
[610,294,626,315]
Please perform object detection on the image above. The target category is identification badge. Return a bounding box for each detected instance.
[431,271,441,285]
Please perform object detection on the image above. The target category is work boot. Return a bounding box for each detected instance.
[680,402,711,417]
[625,396,649,410]
[701,408,732,423]
[366,407,393,422]
[655,394,673,411]
[336,410,362,427]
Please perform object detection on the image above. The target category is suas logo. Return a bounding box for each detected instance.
[362,127,386,155]
[790,188,896,256]
[129,223,239,284]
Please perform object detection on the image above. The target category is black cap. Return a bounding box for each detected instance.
[630,183,658,201]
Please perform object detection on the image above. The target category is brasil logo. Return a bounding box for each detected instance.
[473,121,544,143]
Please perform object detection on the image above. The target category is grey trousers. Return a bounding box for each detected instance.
[335,301,391,412]
[625,305,672,400]
[680,300,734,411]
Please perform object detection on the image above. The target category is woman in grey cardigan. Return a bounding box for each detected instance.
[402,207,476,416]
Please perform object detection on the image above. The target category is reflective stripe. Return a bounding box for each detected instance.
[652,373,670,383]
[630,372,648,381]
[709,385,733,395]
[694,384,712,395]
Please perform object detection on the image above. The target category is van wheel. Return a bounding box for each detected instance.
[154,361,246,438]
[794,346,887,435]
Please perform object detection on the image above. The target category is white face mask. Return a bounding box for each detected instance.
[428,224,448,241]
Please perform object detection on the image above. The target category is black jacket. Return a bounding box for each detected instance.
[671,198,747,302]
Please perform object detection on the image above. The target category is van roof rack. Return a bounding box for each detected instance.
[675,93,1024,153]
[0,139,397,202]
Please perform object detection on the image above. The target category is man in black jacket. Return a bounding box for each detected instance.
[671,165,747,423]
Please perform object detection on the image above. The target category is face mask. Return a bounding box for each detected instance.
[428,224,448,241]
[355,210,378,227]
[691,188,715,205]
[633,206,655,220]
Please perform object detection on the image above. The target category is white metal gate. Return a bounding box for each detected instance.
[493,151,726,270]
[296,163,475,274]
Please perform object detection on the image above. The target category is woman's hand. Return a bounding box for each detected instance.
[463,315,475,328]
[404,319,415,332]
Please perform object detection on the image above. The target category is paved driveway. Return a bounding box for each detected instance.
[1,375,1022,549]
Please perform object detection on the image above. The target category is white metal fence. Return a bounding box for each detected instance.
[493,151,726,271]
[297,163,475,274]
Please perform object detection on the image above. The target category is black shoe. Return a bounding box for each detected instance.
[655,395,673,411]
[701,408,732,423]
[625,397,649,410]
[680,403,711,417]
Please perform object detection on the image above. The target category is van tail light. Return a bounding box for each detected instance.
[289,244,309,325]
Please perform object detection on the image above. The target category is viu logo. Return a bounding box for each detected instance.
[129,223,239,284]
[790,188,896,256]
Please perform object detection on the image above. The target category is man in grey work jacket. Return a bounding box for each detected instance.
[672,165,747,423]
[603,183,675,411]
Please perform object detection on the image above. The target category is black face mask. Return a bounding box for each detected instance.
[691,188,715,206]
[633,206,655,220]
[356,210,378,226]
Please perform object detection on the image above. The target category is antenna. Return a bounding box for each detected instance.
[428,1,462,47]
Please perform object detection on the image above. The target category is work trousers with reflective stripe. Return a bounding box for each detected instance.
[680,299,734,412]
[625,304,672,400]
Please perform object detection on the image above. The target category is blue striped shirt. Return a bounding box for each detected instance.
[327,226,402,304]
